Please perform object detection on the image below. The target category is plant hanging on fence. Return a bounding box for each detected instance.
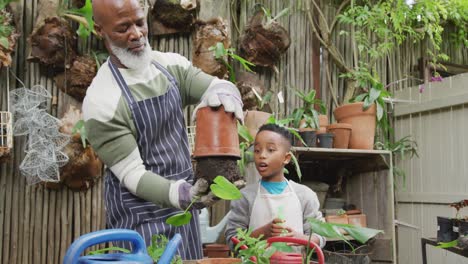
[0,0,19,68]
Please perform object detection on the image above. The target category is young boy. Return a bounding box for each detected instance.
[225,123,325,249]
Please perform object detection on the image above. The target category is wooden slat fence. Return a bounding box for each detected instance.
[394,73,468,264]
[0,0,466,263]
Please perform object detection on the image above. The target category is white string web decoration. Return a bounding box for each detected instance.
[10,85,70,185]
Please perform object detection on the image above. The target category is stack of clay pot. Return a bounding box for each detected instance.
[328,102,376,149]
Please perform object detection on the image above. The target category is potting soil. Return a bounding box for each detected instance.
[195,157,241,184]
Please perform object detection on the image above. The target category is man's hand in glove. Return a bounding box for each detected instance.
[192,80,244,123]
[169,178,219,210]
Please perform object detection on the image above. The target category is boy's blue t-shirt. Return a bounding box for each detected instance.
[260,180,288,194]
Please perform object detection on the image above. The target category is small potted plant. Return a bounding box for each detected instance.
[290,88,326,147]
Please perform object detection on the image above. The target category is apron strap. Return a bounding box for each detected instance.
[108,59,179,106]
[151,60,179,88]
[108,58,137,105]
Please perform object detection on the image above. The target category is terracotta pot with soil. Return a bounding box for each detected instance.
[28,16,77,70]
[192,17,230,79]
[239,10,290,69]
[333,102,376,150]
[327,123,352,149]
[194,106,241,184]
[54,55,97,102]
[151,0,196,35]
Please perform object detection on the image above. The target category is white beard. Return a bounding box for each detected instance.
[108,37,152,70]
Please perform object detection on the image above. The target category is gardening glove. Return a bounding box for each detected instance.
[169,178,219,210]
[192,81,244,123]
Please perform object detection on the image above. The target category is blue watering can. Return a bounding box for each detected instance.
[63,229,182,264]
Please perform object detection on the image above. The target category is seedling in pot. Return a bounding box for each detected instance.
[166,176,242,227]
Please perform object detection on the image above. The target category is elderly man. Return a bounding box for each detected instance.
[82,0,243,259]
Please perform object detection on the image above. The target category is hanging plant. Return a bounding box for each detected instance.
[28,16,77,70]
[239,6,291,70]
[54,55,97,101]
[192,17,230,79]
[0,0,19,68]
[236,72,266,111]
[151,0,196,36]
[45,105,103,191]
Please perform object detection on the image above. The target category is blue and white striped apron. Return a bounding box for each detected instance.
[106,60,203,260]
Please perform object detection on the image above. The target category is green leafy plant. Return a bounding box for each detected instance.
[61,0,95,39]
[87,246,130,255]
[238,121,255,176]
[0,0,17,49]
[209,42,255,83]
[290,88,326,130]
[166,175,242,227]
[308,218,383,251]
[147,234,183,264]
[72,120,88,148]
[258,5,290,27]
[375,135,419,188]
[235,228,277,264]
[436,239,458,249]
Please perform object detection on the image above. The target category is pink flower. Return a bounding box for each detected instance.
[430,76,443,82]
[419,84,425,93]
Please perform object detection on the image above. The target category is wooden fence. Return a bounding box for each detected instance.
[394,73,468,264]
[0,0,466,263]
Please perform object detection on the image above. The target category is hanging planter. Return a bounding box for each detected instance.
[0,4,20,69]
[54,55,97,101]
[239,8,291,69]
[150,0,197,36]
[46,105,102,191]
[192,17,230,79]
[28,16,77,70]
[0,111,13,162]
[236,72,265,111]
[193,106,241,184]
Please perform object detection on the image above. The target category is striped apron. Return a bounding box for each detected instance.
[105,60,203,260]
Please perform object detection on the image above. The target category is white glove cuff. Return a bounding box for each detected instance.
[169,179,186,210]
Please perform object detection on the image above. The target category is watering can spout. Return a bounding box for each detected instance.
[199,208,231,244]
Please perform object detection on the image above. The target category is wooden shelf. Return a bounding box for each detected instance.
[291,147,391,174]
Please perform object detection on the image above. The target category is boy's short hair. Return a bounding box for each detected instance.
[257,124,292,149]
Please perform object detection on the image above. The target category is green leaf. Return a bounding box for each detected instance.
[0,36,9,49]
[238,121,255,143]
[166,212,192,226]
[436,239,458,249]
[363,96,373,110]
[376,101,384,121]
[210,176,242,200]
[368,87,381,104]
[353,93,367,102]
[65,0,94,39]
[290,152,302,179]
[308,218,383,244]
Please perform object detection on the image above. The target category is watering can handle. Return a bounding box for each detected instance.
[230,237,257,262]
[158,233,182,264]
[63,229,148,264]
[267,237,325,264]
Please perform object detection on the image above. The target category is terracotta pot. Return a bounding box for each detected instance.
[204,244,230,258]
[327,123,352,149]
[333,102,376,150]
[193,106,240,158]
[243,110,272,139]
[196,258,241,264]
[348,214,367,227]
[319,114,329,127]
[316,126,327,135]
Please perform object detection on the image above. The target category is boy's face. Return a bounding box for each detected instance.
[253,130,292,181]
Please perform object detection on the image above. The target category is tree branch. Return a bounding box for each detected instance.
[330,0,351,33]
